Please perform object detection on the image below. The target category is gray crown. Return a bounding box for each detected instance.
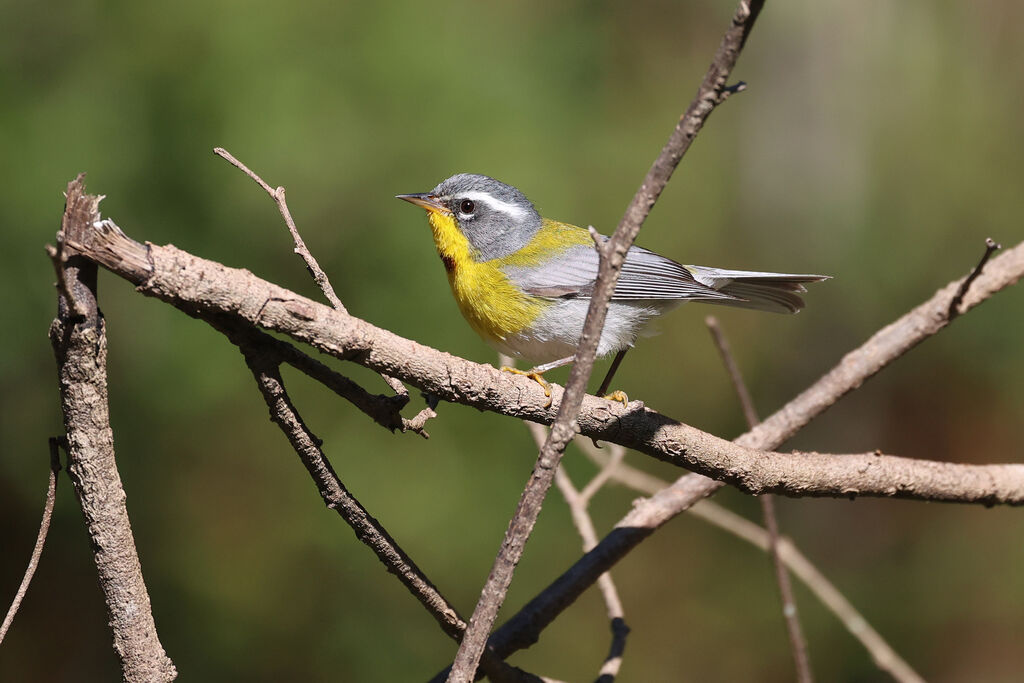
[431,174,542,261]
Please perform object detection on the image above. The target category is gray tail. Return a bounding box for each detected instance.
[688,266,830,314]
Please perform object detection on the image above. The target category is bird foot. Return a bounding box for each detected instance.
[602,390,629,406]
[501,366,553,408]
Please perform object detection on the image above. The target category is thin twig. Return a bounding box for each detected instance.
[705,317,759,427]
[0,438,61,645]
[948,237,1001,320]
[706,316,813,682]
[235,338,538,682]
[239,340,462,635]
[205,314,423,435]
[213,147,346,312]
[469,234,1018,674]
[446,4,767,679]
[577,441,924,683]
[526,422,629,683]
[213,147,411,400]
[579,443,626,504]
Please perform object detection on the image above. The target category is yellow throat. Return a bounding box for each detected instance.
[425,211,590,344]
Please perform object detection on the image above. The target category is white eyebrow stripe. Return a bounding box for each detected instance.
[458,191,530,220]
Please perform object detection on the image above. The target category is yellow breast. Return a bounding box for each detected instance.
[427,211,546,343]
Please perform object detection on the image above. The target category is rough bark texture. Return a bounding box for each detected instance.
[51,177,176,682]
[67,221,1024,506]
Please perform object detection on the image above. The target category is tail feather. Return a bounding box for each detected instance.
[688,267,830,314]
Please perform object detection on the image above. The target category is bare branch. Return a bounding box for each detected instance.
[469,235,1023,668]
[447,4,767,677]
[59,181,1023,679]
[67,219,1024,504]
[578,442,925,683]
[238,340,464,637]
[948,237,1000,320]
[705,316,759,428]
[213,147,410,400]
[0,438,61,645]
[234,332,536,682]
[688,503,926,683]
[527,423,629,683]
[206,314,420,434]
[706,316,812,682]
[50,176,176,682]
[213,147,346,312]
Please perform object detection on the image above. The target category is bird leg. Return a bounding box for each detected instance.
[502,351,630,408]
[596,349,630,405]
[501,355,575,409]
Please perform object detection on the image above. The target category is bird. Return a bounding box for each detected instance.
[397,173,827,405]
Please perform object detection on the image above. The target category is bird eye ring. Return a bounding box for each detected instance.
[459,199,475,215]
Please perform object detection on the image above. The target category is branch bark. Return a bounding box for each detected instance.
[472,236,1021,667]
[66,220,1024,505]
[577,443,926,683]
[57,185,1022,679]
[447,2,767,676]
[212,146,411,400]
[528,423,629,683]
[50,176,176,682]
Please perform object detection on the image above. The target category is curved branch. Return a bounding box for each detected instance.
[0,438,61,645]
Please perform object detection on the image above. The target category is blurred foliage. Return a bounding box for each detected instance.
[1,0,1022,680]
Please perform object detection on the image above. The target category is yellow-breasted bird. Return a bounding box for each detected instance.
[398,174,827,402]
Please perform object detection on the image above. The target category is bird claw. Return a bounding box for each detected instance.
[602,390,629,406]
[501,366,553,408]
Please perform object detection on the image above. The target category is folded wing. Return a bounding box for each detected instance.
[503,241,828,314]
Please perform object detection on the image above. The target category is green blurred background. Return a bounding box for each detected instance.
[2,0,1022,680]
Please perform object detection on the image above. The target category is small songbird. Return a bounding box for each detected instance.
[398,173,827,402]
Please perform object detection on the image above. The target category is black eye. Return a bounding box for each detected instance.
[459,199,475,215]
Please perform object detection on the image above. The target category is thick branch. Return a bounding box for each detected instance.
[476,236,1021,665]
[69,221,1024,505]
[66,222,1024,505]
[50,177,176,682]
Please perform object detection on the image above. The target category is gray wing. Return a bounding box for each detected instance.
[503,243,740,303]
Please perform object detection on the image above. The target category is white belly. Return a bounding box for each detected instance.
[491,298,675,365]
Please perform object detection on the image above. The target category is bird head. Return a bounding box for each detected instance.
[397,174,542,261]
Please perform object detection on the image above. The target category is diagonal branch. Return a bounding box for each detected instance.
[213,147,411,399]
[214,147,346,312]
[578,443,925,683]
[207,314,425,436]
[448,3,766,677]
[706,316,812,683]
[236,339,464,635]
[470,235,1021,668]
[232,331,544,683]
[526,422,629,683]
[57,185,1023,676]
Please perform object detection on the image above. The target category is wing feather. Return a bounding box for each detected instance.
[503,243,739,303]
